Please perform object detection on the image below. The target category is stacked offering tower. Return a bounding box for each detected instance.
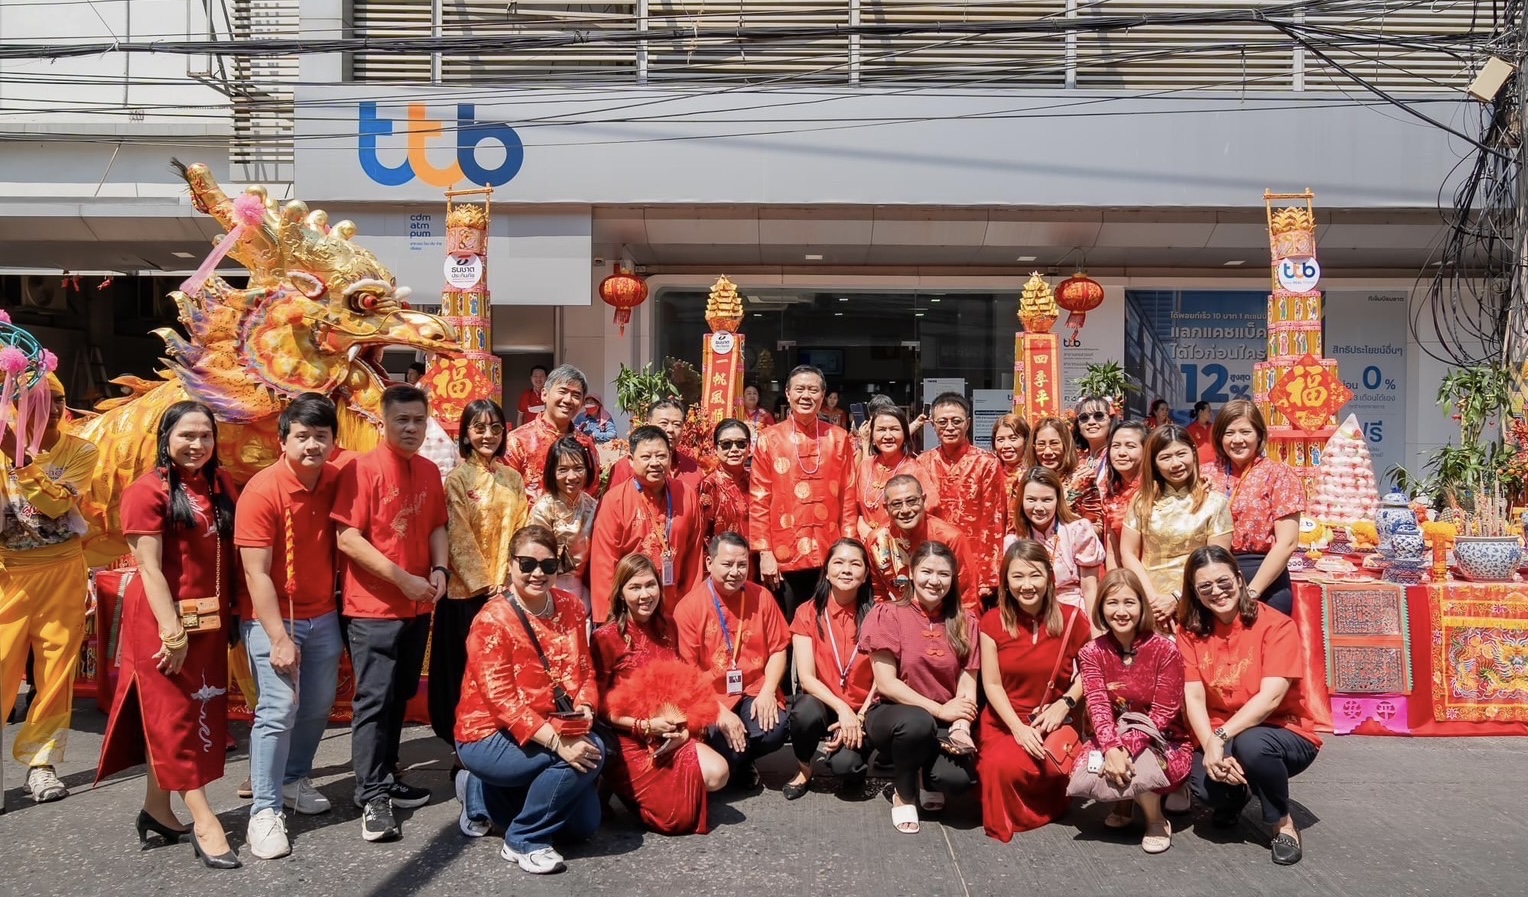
[424,189,501,433]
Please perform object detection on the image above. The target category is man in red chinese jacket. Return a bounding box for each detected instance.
[866,475,982,615]
[920,391,1005,605]
[748,365,857,618]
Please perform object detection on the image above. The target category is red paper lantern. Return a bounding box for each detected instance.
[599,267,648,335]
[1055,271,1104,334]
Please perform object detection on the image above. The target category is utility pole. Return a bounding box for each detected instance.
[1507,0,1528,416]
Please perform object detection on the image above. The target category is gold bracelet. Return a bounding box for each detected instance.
[547,733,563,753]
[159,629,189,651]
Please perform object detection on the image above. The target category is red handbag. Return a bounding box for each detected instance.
[1035,607,1083,775]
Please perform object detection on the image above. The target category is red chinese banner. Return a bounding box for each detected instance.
[701,330,745,429]
[1013,332,1060,421]
[1268,352,1353,432]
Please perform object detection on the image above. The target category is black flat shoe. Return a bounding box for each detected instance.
[190,829,243,870]
[136,810,189,848]
[1271,832,1303,865]
[782,779,810,801]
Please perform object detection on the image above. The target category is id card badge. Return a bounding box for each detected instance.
[1086,750,1105,774]
[661,552,676,587]
[725,667,744,696]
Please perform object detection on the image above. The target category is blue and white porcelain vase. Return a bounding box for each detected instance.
[1453,536,1524,583]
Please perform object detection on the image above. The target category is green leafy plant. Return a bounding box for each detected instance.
[614,363,677,421]
[1073,361,1137,407]
[1387,362,1513,510]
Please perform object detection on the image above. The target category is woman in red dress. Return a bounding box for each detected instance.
[592,553,729,834]
[697,419,751,543]
[991,414,1029,526]
[1077,569,1193,853]
[976,539,1089,842]
[853,407,941,540]
[1102,421,1148,570]
[96,401,242,869]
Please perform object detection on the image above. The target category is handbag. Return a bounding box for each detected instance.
[178,534,223,634]
[1065,711,1172,802]
[1036,607,1083,775]
[505,594,577,715]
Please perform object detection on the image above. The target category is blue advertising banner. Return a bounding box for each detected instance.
[1123,290,1265,423]
[1324,291,1409,479]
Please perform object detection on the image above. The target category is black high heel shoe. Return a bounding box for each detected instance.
[136,810,189,848]
[190,828,243,869]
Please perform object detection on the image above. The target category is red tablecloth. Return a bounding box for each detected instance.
[1292,580,1527,737]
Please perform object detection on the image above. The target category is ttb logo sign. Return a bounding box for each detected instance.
[358,103,525,188]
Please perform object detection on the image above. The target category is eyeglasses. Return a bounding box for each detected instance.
[1194,578,1237,597]
[514,556,560,575]
[717,439,749,451]
[1077,411,1110,423]
[885,497,925,512]
[469,423,506,435]
[932,417,967,430]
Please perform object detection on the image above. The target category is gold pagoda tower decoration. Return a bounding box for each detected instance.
[700,275,745,428]
[1013,272,1062,420]
[422,188,501,434]
[1254,190,1352,488]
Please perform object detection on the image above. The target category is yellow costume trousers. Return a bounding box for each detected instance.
[0,552,88,766]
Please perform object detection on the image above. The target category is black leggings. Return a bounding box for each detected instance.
[788,695,868,779]
[427,594,491,747]
[1234,552,1294,616]
[863,703,975,803]
[1190,725,1318,824]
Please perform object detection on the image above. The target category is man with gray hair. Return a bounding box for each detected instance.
[504,364,598,501]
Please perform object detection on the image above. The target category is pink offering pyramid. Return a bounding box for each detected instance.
[1309,414,1380,526]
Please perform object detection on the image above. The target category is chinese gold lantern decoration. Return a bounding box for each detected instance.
[1055,271,1104,336]
[423,192,501,436]
[1013,272,1062,420]
[599,265,648,335]
[701,275,746,428]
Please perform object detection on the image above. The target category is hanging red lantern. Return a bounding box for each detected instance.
[598,266,648,335]
[1055,271,1104,336]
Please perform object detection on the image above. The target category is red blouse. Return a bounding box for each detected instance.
[859,601,979,705]
[1065,453,1107,536]
[791,599,876,708]
[454,588,598,745]
[1216,456,1304,553]
[1102,475,1141,554]
[1077,632,1193,775]
[697,467,750,543]
[978,605,1089,733]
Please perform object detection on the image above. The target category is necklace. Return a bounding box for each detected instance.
[861,452,909,510]
[791,415,823,476]
[514,590,555,620]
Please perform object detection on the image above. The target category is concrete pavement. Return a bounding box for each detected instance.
[2,702,1524,897]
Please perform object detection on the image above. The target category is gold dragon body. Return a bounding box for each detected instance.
[71,162,458,566]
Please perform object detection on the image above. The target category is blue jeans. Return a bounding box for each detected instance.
[456,730,606,854]
[243,613,344,815]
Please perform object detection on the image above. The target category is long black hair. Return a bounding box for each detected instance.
[457,398,507,460]
[157,400,234,535]
[541,434,596,497]
[909,541,971,663]
[812,538,874,638]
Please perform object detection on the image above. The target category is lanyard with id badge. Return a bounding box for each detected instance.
[635,480,677,587]
[708,581,748,696]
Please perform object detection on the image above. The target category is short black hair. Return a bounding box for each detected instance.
[648,398,685,418]
[531,364,549,376]
[629,424,671,453]
[708,531,749,557]
[542,434,596,495]
[381,384,429,414]
[407,362,426,376]
[931,391,970,416]
[1193,400,1211,414]
[712,418,749,445]
[456,399,506,460]
[786,365,825,391]
[278,392,338,441]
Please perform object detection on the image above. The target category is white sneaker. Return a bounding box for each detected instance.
[500,844,566,874]
[25,765,68,803]
[247,808,291,860]
[282,778,331,815]
[454,770,490,838]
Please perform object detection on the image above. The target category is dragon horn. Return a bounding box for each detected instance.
[171,159,233,224]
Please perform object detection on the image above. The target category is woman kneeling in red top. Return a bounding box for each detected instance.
[861,541,980,835]
[593,553,730,834]
[1077,569,1194,853]
[455,526,605,875]
[1179,545,1321,866]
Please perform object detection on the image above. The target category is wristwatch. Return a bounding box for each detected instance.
[431,565,450,579]
[1213,726,1231,744]
[1247,586,1261,600]
[1060,695,1077,709]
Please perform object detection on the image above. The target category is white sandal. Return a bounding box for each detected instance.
[891,802,921,834]
[919,788,946,813]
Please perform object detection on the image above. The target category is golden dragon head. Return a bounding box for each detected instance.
[161,162,459,423]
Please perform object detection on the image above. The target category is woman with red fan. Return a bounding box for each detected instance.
[592,554,729,834]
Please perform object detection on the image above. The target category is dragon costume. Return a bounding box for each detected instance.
[70,162,459,567]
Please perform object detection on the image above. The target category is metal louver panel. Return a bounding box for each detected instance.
[354,0,435,82]
[645,2,848,83]
[231,0,298,168]
[858,2,1066,86]
[441,2,640,83]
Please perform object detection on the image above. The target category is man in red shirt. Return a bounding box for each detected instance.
[674,533,790,787]
[603,398,703,494]
[921,392,1006,605]
[866,475,982,614]
[332,385,449,844]
[504,364,597,502]
[516,365,549,425]
[235,393,345,859]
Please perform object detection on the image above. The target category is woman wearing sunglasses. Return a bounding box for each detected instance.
[1067,395,1113,535]
[455,525,604,875]
[698,419,752,544]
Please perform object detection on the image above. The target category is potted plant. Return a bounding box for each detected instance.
[1387,363,1513,512]
[614,362,678,422]
[1073,361,1136,416]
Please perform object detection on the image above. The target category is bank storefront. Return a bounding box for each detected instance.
[281,84,1463,472]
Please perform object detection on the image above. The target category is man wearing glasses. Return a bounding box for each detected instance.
[919,392,1006,607]
[866,475,982,614]
[748,365,858,619]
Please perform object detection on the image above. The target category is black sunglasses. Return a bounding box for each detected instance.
[514,556,559,575]
[717,438,749,450]
[1077,411,1110,423]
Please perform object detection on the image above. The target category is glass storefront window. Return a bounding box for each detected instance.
[654,289,1012,413]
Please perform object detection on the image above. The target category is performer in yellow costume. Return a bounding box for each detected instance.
[0,373,97,802]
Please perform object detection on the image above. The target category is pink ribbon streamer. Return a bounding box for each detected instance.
[181,193,267,294]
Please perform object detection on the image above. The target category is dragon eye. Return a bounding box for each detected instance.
[352,293,380,312]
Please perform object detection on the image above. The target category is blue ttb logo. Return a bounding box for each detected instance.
[358,103,524,188]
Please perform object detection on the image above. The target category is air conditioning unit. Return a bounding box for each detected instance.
[22,276,68,311]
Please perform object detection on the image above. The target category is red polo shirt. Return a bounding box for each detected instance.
[234,456,341,620]
[331,444,448,619]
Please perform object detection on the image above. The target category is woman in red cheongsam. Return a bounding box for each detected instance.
[97,401,242,868]
[698,419,751,543]
[592,553,728,834]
